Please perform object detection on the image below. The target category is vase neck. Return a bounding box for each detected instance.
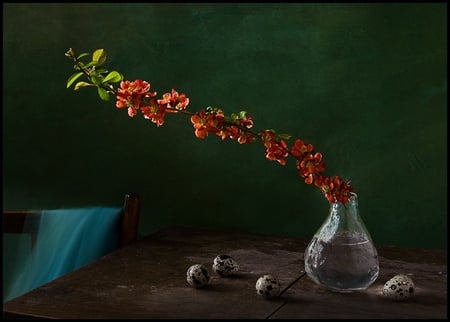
[328,195,363,232]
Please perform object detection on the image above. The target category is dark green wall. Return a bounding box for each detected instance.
[3,3,447,249]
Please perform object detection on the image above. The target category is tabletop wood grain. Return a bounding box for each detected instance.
[3,226,447,319]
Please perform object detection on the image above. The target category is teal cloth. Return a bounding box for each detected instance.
[3,207,122,303]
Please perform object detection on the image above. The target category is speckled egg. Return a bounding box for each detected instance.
[382,274,415,301]
[255,275,281,299]
[212,255,239,276]
[186,264,210,288]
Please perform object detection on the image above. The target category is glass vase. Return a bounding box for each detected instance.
[304,193,379,292]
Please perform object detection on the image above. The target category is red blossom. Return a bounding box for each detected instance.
[237,131,256,144]
[260,130,277,149]
[259,130,289,165]
[158,88,190,111]
[238,113,254,129]
[190,113,209,138]
[141,100,167,127]
[190,110,224,138]
[291,139,314,159]
[296,152,326,184]
[212,112,255,144]
[314,175,353,203]
[265,140,289,165]
[217,125,255,144]
[116,79,157,118]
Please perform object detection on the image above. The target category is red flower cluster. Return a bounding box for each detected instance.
[290,139,353,202]
[116,80,189,127]
[114,79,353,204]
[190,107,256,144]
[260,130,289,166]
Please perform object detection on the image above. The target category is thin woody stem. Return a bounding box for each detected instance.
[65,47,354,203]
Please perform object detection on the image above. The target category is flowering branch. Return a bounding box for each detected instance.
[65,48,353,203]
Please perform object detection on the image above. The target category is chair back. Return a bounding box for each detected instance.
[2,193,141,303]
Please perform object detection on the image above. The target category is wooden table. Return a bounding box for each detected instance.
[3,226,447,319]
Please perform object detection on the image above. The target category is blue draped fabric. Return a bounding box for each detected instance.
[3,207,122,303]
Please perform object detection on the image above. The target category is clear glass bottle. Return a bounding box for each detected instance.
[304,193,379,292]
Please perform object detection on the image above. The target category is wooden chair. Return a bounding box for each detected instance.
[2,193,141,303]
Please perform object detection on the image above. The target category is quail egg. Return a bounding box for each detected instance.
[382,274,415,301]
[256,275,281,299]
[212,254,239,276]
[186,264,210,288]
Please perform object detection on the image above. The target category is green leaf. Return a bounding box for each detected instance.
[238,111,248,118]
[66,72,84,88]
[92,49,107,66]
[90,75,103,86]
[77,52,89,60]
[97,87,110,101]
[83,61,96,68]
[278,133,292,140]
[74,81,92,91]
[103,71,123,83]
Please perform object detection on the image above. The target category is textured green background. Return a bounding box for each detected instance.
[3,3,447,249]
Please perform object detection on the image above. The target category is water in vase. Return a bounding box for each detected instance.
[304,231,379,292]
